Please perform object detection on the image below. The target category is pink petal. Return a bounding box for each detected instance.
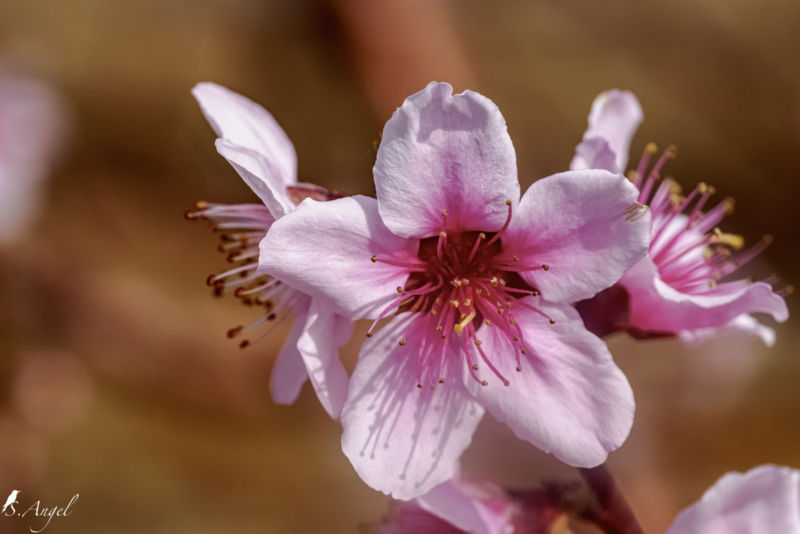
[269,298,311,405]
[570,90,643,174]
[678,314,776,347]
[623,256,788,332]
[192,82,296,186]
[259,195,418,319]
[416,478,513,534]
[668,465,800,534]
[374,82,520,238]
[296,299,353,419]
[466,299,635,468]
[215,139,294,218]
[370,501,462,534]
[503,169,651,303]
[341,313,485,500]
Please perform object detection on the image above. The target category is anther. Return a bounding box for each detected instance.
[481,380,488,387]
[665,145,678,159]
[513,336,519,341]
[474,339,482,346]
[515,365,522,372]
[478,233,486,240]
[226,326,243,338]
[396,286,404,294]
[239,340,250,349]
[541,264,550,271]
[206,274,217,287]
[194,200,209,210]
[267,313,277,321]
[441,209,448,216]
[503,380,510,387]
[512,256,519,262]
[521,348,528,354]
[370,255,377,262]
[549,319,556,325]
[645,142,658,154]
[398,339,407,346]
[417,383,423,389]
[365,332,373,338]
[484,320,492,326]
[505,199,512,206]
[438,378,445,384]
[471,364,479,371]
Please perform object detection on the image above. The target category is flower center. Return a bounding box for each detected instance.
[369,202,554,389]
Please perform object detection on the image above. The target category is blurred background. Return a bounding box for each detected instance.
[0,0,798,532]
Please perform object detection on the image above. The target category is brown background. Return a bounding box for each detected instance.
[0,0,798,532]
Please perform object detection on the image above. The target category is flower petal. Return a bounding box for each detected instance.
[623,256,789,332]
[466,299,635,468]
[503,169,651,303]
[269,298,311,405]
[215,139,294,218]
[570,90,643,173]
[296,299,353,419]
[341,313,485,500]
[667,464,800,534]
[375,82,520,238]
[678,314,776,347]
[416,478,513,534]
[192,82,296,186]
[259,195,418,319]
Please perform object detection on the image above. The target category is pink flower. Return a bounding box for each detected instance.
[260,82,651,498]
[366,477,518,534]
[0,68,67,245]
[668,464,800,534]
[572,90,789,344]
[187,82,351,418]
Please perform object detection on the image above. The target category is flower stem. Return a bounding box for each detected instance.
[577,464,644,534]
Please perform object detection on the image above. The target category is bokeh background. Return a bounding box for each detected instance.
[1,0,798,532]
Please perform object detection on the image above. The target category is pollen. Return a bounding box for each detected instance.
[371,255,377,262]
[454,310,477,334]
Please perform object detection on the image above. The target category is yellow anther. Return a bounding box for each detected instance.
[471,363,479,371]
[439,231,447,238]
[454,310,477,334]
[474,339,482,346]
[450,300,460,308]
[499,279,506,286]
[439,378,446,384]
[708,280,717,288]
[711,228,745,249]
[512,256,519,262]
[398,339,407,346]
[490,277,499,286]
[370,255,377,262]
[435,325,443,332]
[484,319,492,326]
[542,264,550,271]
[505,199,512,206]
[463,298,471,306]
[441,209,448,216]
[509,318,516,324]
[645,142,658,154]
[478,233,486,240]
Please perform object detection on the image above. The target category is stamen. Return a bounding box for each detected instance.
[484,200,513,247]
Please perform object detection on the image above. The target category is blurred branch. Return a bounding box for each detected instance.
[329,0,476,120]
